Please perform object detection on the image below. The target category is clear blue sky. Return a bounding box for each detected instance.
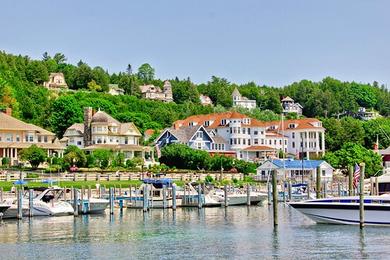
[1,0,390,87]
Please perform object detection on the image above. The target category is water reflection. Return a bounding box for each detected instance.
[0,207,388,259]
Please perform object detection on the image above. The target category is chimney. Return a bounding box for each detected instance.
[84,107,93,147]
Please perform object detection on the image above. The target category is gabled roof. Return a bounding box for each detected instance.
[67,123,84,134]
[281,96,294,102]
[232,87,241,97]
[157,125,226,145]
[119,122,141,136]
[0,112,55,135]
[379,147,390,155]
[91,111,120,124]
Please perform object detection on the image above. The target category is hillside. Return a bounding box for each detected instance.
[0,50,389,151]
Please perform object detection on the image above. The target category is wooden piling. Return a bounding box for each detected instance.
[109,187,114,215]
[28,189,34,217]
[316,166,321,199]
[224,184,228,207]
[288,181,292,201]
[17,188,23,220]
[272,170,278,227]
[0,187,3,202]
[197,184,202,209]
[283,182,286,203]
[143,185,148,212]
[348,165,353,196]
[267,182,272,205]
[246,184,251,206]
[359,163,365,229]
[307,182,310,199]
[163,185,167,209]
[172,184,177,210]
[73,188,79,216]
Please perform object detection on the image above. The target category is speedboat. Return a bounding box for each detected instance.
[0,204,10,218]
[2,187,74,218]
[289,196,390,225]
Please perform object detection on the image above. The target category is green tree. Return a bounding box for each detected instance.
[26,61,49,84]
[323,142,382,177]
[87,80,102,91]
[137,63,155,83]
[63,145,87,167]
[49,96,83,137]
[93,149,113,169]
[73,63,93,89]
[19,145,47,169]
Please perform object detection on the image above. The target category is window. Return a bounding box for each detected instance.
[322,170,326,176]
[38,136,42,142]
[254,130,258,135]
[44,136,48,143]
[6,134,13,142]
[196,132,203,139]
[204,121,210,127]
[248,128,251,134]
[254,139,258,145]
[279,140,282,145]
[248,139,251,145]
[16,135,20,142]
[77,141,82,145]
[261,139,264,145]
[243,128,246,134]
[292,133,295,138]
[243,139,246,145]
[197,142,202,149]
[221,119,226,125]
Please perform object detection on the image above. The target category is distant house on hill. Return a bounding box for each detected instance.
[232,87,256,109]
[281,96,303,116]
[108,84,125,95]
[43,72,68,89]
[357,107,381,121]
[139,80,173,102]
[199,95,213,106]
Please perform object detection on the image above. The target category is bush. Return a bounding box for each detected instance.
[1,157,10,167]
[26,173,39,178]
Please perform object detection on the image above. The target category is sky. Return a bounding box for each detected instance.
[1,0,390,87]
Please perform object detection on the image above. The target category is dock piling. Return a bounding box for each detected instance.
[359,163,365,229]
[272,170,278,227]
[143,185,148,212]
[376,177,379,196]
[338,182,341,197]
[172,184,177,210]
[0,187,3,202]
[28,189,34,217]
[316,166,321,199]
[163,185,167,209]
[197,184,202,209]
[17,188,23,220]
[73,188,79,216]
[267,182,272,205]
[109,187,114,215]
[246,184,251,206]
[224,184,228,207]
[288,181,292,201]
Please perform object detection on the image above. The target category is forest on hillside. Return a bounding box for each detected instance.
[0,50,389,156]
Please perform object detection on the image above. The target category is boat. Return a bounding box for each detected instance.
[65,189,109,214]
[0,204,10,218]
[179,183,221,207]
[289,196,390,225]
[119,179,174,208]
[2,187,74,218]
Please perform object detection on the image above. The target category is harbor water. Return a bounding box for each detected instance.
[0,205,387,259]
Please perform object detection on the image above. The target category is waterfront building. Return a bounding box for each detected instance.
[255,159,334,182]
[232,88,256,109]
[43,72,68,89]
[157,111,325,162]
[139,80,173,102]
[199,95,213,106]
[62,107,154,165]
[281,96,303,116]
[108,84,125,95]
[0,108,65,166]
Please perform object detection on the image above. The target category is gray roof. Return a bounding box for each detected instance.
[162,126,227,145]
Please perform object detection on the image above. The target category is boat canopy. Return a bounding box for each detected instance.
[143,178,173,188]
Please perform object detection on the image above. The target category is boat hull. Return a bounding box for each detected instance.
[290,202,390,225]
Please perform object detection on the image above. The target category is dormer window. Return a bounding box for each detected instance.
[204,121,210,127]
[221,119,227,125]
[243,118,251,125]
[189,121,197,127]
[288,123,296,129]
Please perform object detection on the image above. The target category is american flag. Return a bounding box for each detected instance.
[353,163,360,189]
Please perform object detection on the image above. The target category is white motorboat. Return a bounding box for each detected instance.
[74,197,110,214]
[289,195,390,225]
[2,187,74,218]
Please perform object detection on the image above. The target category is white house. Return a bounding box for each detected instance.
[281,96,303,116]
[170,111,326,162]
[232,88,256,109]
[255,159,334,182]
